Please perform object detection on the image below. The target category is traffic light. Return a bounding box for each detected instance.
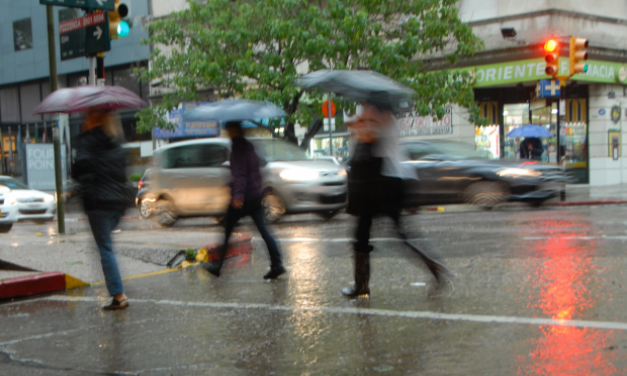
[569,37,588,75]
[109,0,130,39]
[544,39,559,77]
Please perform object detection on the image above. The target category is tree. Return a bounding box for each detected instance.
[136,0,485,147]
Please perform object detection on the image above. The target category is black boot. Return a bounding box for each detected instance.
[201,261,222,277]
[341,252,370,298]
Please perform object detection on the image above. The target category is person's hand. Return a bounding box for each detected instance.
[528,143,533,150]
[231,198,243,209]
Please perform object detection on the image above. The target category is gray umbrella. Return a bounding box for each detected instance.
[296,70,414,112]
[182,99,286,123]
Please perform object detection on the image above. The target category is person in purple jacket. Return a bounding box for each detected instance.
[202,121,286,279]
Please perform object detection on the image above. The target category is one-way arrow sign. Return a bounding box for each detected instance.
[93,26,102,40]
[59,12,110,60]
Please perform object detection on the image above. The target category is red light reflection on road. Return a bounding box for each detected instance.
[516,218,624,376]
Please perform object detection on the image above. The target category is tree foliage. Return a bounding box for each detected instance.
[137,0,485,146]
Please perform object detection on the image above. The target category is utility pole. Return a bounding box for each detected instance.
[47,4,65,234]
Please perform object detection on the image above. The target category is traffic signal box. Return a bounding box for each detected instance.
[544,39,559,77]
[569,37,589,75]
[109,0,129,39]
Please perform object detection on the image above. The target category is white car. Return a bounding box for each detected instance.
[0,186,18,232]
[0,176,56,225]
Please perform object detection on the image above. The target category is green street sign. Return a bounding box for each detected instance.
[59,11,110,60]
[39,0,115,11]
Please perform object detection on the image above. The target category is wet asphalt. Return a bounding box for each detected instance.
[2,205,627,375]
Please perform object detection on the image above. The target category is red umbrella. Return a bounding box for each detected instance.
[34,85,146,114]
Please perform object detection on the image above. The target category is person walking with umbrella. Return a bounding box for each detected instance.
[182,100,288,279]
[72,110,132,310]
[297,70,452,298]
[35,85,146,310]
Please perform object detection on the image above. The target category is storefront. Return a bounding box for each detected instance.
[460,57,627,184]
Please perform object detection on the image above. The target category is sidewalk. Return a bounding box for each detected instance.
[0,229,253,299]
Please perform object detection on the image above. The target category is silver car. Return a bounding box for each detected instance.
[141,138,347,226]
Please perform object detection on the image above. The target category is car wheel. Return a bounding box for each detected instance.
[139,199,155,219]
[155,199,178,227]
[463,181,508,208]
[262,192,286,223]
[0,224,13,233]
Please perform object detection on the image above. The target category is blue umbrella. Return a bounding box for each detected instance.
[182,99,286,123]
[506,125,554,138]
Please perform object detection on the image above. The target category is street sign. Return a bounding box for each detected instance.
[322,100,336,118]
[535,79,561,98]
[39,0,115,11]
[59,12,110,60]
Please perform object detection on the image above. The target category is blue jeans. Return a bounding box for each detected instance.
[220,197,282,268]
[87,210,125,296]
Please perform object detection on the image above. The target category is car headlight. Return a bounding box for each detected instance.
[43,194,56,203]
[5,197,17,205]
[497,168,542,178]
[279,169,320,182]
[338,168,347,177]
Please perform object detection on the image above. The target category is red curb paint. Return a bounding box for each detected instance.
[203,233,254,261]
[0,283,6,299]
[1,272,66,299]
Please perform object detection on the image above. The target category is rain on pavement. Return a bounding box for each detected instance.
[2,206,627,375]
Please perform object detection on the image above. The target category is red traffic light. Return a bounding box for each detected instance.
[544,39,558,52]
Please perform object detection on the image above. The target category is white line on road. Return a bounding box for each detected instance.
[39,296,627,332]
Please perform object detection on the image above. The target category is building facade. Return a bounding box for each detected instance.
[405,0,627,185]
[0,0,151,176]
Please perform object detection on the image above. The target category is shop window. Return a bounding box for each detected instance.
[113,67,141,98]
[476,102,500,159]
[13,18,33,51]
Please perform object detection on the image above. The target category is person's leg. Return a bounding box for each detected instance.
[341,214,372,298]
[203,205,242,277]
[249,198,285,279]
[87,211,126,305]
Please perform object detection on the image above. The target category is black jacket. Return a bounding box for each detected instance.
[71,128,130,212]
[347,142,403,216]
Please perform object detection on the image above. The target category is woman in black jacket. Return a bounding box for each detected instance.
[72,110,130,310]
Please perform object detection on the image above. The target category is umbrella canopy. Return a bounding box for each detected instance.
[506,125,554,138]
[182,99,286,123]
[296,69,414,112]
[34,86,146,114]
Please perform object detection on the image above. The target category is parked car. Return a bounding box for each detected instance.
[398,140,571,208]
[141,138,347,227]
[0,185,18,232]
[0,176,56,225]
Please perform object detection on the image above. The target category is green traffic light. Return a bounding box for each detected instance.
[583,64,588,73]
[117,21,130,38]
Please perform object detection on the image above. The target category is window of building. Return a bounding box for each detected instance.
[13,18,33,51]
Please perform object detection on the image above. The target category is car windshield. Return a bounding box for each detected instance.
[0,177,28,189]
[402,141,486,160]
[251,139,310,161]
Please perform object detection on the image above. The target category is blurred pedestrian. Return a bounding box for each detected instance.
[202,121,286,279]
[341,103,445,298]
[520,137,543,160]
[72,109,131,310]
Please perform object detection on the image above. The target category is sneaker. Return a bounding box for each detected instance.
[263,265,286,279]
[201,261,222,277]
[102,295,129,310]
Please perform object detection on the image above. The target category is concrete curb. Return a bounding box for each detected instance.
[0,272,89,300]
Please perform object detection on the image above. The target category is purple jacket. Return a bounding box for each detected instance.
[230,136,262,201]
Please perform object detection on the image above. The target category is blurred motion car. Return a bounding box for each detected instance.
[399,140,571,208]
[142,138,347,227]
[0,176,56,225]
[136,168,154,219]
